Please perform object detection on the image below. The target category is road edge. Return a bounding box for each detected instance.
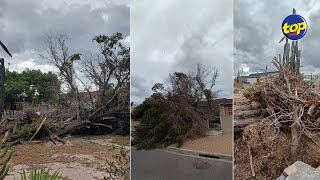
[165,147,232,161]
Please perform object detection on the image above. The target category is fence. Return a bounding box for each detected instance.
[1,110,21,119]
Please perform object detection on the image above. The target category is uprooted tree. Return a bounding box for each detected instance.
[132,64,219,149]
[234,59,320,178]
[0,32,130,144]
[48,32,129,136]
[260,59,320,162]
[235,59,320,179]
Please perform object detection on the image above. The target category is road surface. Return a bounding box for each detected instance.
[131,149,232,180]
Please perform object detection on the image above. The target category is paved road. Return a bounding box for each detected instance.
[131,149,232,180]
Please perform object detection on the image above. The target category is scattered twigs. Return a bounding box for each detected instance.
[91,122,112,129]
[248,144,255,177]
[2,131,9,143]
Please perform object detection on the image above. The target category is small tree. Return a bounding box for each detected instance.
[5,70,60,104]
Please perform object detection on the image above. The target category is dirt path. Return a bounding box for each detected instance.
[5,135,129,180]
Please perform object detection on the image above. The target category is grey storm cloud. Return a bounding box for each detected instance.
[234,0,320,75]
[131,0,233,104]
[0,0,129,72]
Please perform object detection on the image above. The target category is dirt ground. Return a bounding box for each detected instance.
[4,135,129,180]
[177,133,232,155]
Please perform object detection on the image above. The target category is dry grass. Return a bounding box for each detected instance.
[235,120,320,180]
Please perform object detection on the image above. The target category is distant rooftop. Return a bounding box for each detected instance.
[241,71,279,78]
[199,98,232,107]
[304,74,320,81]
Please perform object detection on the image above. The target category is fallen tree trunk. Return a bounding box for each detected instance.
[0,87,130,142]
[234,103,262,112]
[53,120,90,136]
[53,111,129,136]
[234,118,262,128]
[234,109,262,119]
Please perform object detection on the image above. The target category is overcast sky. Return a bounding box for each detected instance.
[0,0,129,72]
[235,0,320,75]
[131,0,233,104]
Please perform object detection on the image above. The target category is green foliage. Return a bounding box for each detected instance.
[132,95,183,149]
[15,168,60,180]
[132,97,161,120]
[93,32,129,60]
[133,64,219,149]
[5,69,60,103]
[70,53,81,61]
[93,33,123,46]
[0,142,14,180]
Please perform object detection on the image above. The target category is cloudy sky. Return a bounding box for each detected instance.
[235,0,320,75]
[131,0,233,104]
[0,0,129,72]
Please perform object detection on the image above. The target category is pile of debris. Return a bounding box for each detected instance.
[0,109,59,143]
[0,95,130,144]
[234,59,320,179]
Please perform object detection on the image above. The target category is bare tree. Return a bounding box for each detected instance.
[39,34,80,96]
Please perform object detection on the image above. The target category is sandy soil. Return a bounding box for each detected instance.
[4,135,129,180]
[178,133,232,155]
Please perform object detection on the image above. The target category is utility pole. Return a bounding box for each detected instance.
[0,41,12,118]
[0,58,5,118]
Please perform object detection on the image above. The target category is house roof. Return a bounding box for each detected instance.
[199,98,232,107]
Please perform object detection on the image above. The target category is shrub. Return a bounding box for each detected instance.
[15,168,60,180]
[105,147,130,180]
[0,142,14,179]
[243,84,262,101]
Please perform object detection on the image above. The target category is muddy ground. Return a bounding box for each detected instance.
[4,135,130,180]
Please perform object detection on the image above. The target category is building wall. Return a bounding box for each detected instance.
[219,104,232,133]
[311,79,320,93]
[4,102,30,111]
[247,78,257,85]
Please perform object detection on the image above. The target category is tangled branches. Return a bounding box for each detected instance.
[251,58,320,163]
[258,59,320,138]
